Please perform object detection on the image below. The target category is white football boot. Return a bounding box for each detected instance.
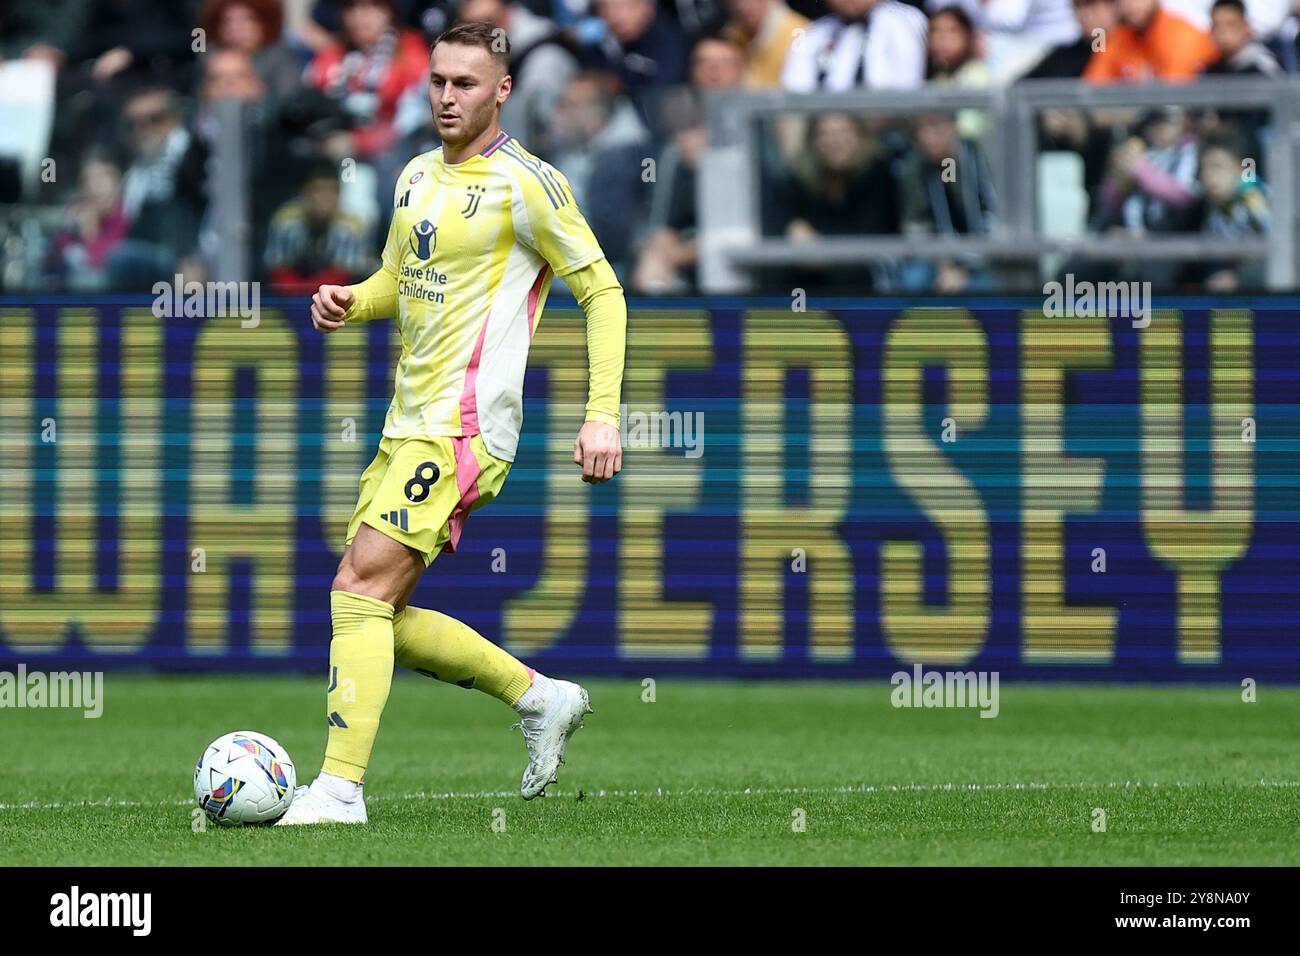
[274,779,368,825]
[515,679,592,799]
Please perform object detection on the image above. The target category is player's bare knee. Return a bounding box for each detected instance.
[331,559,405,608]
[332,559,376,597]
[330,565,362,595]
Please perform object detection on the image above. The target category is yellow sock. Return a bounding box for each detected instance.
[393,605,532,706]
[322,590,396,783]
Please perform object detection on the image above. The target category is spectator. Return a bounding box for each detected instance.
[769,113,901,292]
[196,45,269,112]
[782,114,901,237]
[550,71,650,276]
[455,0,582,148]
[631,35,745,293]
[1204,0,1283,73]
[688,30,748,88]
[585,0,690,129]
[193,46,315,277]
[307,0,428,161]
[107,85,207,288]
[1071,108,1200,288]
[1021,0,1118,78]
[1097,107,1196,231]
[264,161,371,293]
[930,0,1081,83]
[927,6,992,140]
[46,153,129,290]
[928,6,989,83]
[631,92,706,293]
[721,0,809,87]
[1084,0,1219,82]
[199,0,307,103]
[1161,0,1288,35]
[1196,130,1269,290]
[781,0,929,91]
[1096,108,1200,232]
[895,112,997,292]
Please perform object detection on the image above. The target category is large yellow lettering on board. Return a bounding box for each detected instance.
[739,310,853,660]
[321,322,370,554]
[500,309,588,655]
[1021,312,1117,662]
[617,310,713,658]
[320,323,405,555]
[1140,310,1254,663]
[0,308,162,651]
[880,309,989,664]
[188,312,298,654]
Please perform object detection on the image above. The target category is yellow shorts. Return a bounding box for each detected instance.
[345,434,511,567]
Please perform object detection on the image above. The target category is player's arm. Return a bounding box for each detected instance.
[565,256,627,483]
[311,183,404,333]
[310,268,398,333]
[518,165,628,482]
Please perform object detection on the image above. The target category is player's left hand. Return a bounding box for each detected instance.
[573,421,621,483]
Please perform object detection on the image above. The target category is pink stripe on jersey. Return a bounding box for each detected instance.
[526,264,549,338]
[459,312,491,435]
[480,132,510,157]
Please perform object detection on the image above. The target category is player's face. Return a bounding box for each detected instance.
[429,42,509,146]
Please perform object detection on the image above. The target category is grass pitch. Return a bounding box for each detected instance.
[1,676,1296,866]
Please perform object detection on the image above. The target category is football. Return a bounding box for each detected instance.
[193,731,297,826]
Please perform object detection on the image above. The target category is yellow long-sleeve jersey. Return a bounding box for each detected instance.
[345,131,626,463]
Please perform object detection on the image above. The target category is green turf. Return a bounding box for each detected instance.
[0,676,1297,865]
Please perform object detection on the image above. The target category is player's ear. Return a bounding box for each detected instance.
[498,72,512,104]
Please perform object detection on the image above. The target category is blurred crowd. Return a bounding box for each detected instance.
[0,0,1290,295]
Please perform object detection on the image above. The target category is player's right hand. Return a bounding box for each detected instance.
[311,285,355,334]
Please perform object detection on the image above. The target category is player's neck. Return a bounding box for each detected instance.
[443,122,504,166]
